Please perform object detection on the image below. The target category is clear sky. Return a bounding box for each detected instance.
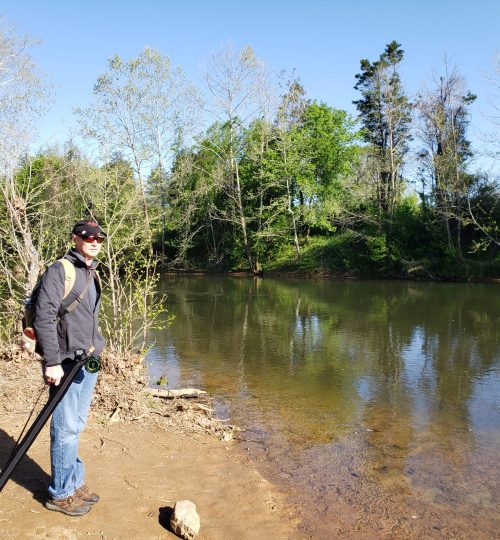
[1,0,499,170]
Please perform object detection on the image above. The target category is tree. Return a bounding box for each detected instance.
[273,78,309,256]
[70,158,165,356]
[202,42,267,273]
[161,125,233,269]
[294,102,359,234]
[354,41,412,220]
[0,23,48,174]
[464,57,500,252]
[0,21,50,341]
[75,47,198,249]
[416,62,477,256]
[465,174,500,252]
[482,55,500,164]
[134,48,199,257]
[263,93,360,252]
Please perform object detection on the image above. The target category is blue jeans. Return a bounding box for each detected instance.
[48,361,98,500]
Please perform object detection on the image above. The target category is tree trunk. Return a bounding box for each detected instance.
[233,158,254,272]
[286,176,300,257]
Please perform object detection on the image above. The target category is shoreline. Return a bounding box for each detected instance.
[160,269,500,284]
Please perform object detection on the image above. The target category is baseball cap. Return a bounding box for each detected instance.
[71,219,107,238]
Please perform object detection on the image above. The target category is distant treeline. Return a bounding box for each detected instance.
[1,31,499,286]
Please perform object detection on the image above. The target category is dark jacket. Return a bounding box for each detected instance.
[33,249,105,366]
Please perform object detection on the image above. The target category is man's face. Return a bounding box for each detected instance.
[72,233,103,262]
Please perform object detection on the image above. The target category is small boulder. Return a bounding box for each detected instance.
[170,500,200,540]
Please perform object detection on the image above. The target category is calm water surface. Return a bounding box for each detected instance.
[147,276,500,539]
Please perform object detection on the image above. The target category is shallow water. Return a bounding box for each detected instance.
[147,276,500,538]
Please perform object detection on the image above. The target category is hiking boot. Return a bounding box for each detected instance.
[46,494,91,516]
[75,484,100,504]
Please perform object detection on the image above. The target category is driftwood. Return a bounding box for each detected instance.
[145,388,207,399]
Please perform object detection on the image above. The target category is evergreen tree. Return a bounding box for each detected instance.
[354,41,412,217]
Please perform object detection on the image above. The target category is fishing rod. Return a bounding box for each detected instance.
[0,349,100,493]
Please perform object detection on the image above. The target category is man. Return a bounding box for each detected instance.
[33,219,106,516]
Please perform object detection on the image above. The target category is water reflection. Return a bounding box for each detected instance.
[148,277,500,538]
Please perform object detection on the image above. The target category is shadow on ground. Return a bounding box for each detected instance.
[0,428,50,503]
[158,505,174,531]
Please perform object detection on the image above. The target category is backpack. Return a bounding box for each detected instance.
[20,258,87,353]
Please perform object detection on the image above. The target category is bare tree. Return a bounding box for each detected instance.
[275,77,308,257]
[0,21,50,320]
[75,47,199,249]
[416,61,476,255]
[133,48,200,256]
[464,57,500,251]
[481,55,500,163]
[202,42,267,273]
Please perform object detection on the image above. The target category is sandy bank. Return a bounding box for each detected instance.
[0,354,301,540]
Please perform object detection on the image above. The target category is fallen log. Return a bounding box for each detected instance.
[145,388,207,399]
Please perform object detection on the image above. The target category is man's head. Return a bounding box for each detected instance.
[71,220,106,263]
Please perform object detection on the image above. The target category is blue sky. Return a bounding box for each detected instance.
[2,0,499,170]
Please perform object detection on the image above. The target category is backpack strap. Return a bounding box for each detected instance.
[94,269,102,293]
[62,272,93,315]
[59,259,76,300]
[57,259,93,316]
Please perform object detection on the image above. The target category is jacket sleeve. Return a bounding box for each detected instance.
[33,261,66,366]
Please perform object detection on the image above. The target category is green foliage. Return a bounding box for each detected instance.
[354,41,411,145]
[268,197,500,280]
[163,99,361,272]
[13,153,82,258]
[291,102,359,231]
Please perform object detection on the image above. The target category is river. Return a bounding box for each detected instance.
[147,276,500,539]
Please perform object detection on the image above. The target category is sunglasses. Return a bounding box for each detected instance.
[80,235,105,244]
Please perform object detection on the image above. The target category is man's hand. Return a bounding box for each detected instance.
[44,364,64,386]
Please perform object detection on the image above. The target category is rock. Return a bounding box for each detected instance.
[170,500,200,540]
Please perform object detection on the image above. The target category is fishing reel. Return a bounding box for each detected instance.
[74,349,101,373]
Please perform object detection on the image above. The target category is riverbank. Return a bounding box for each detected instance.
[163,268,500,284]
[263,235,500,281]
[0,352,301,539]
[163,233,500,282]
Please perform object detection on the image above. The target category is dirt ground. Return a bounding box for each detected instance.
[0,418,303,540]
[0,355,302,540]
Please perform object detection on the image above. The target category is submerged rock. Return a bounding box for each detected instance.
[170,500,200,540]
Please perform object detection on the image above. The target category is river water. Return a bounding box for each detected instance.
[147,276,500,539]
